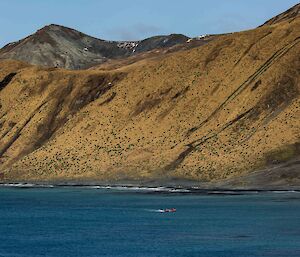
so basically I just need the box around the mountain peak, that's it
[38,24,78,32]
[35,23,85,38]
[0,24,189,69]
[40,23,61,29]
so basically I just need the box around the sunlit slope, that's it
[0,16,299,183]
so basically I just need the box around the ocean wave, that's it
[1,183,299,194]
[0,183,189,192]
[270,190,300,194]
[0,183,55,188]
[91,185,190,193]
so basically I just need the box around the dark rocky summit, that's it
[0,24,188,70]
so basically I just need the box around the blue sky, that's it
[0,0,299,47]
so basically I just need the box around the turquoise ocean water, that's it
[0,186,300,257]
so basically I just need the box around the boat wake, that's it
[146,208,177,213]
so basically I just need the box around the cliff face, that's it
[0,8,299,185]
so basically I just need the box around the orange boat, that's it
[161,208,176,213]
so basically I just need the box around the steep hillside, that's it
[262,3,300,26]
[0,24,188,69]
[0,8,299,187]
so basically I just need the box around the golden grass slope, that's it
[0,16,299,183]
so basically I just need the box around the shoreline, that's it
[1,157,299,192]
[1,157,299,191]
[1,181,300,194]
